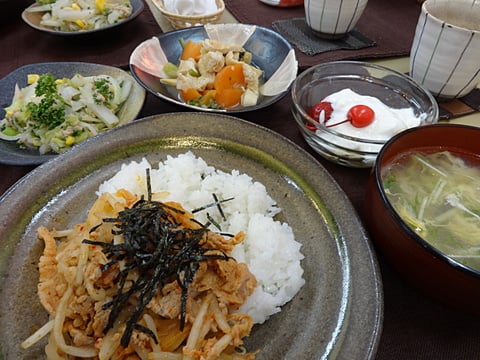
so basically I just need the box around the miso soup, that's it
[382,150,480,271]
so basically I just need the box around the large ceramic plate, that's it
[21,0,144,36]
[129,24,297,113]
[0,113,383,359]
[0,62,146,166]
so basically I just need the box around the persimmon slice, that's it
[213,64,246,108]
[214,64,246,91]
[180,41,202,61]
[180,88,202,102]
[215,88,244,108]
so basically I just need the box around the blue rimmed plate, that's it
[129,24,298,113]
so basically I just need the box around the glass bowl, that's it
[291,61,439,168]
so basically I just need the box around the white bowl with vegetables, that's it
[0,62,146,165]
[129,23,298,112]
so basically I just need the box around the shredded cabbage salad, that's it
[0,72,134,154]
[27,0,133,32]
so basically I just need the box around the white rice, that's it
[97,151,305,324]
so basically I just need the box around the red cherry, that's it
[347,105,375,128]
[306,101,333,130]
[309,101,333,122]
[326,104,375,128]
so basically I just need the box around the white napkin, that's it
[163,0,218,15]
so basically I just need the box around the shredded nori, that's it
[191,194,234,217]
[82,171,235,347]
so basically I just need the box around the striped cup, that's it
[304,0,368,39]
[409,0,480,99]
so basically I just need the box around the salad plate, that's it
[21,0,144,36]
[0,112,383,359]
[0,62,146,166]
[129,24,298,113]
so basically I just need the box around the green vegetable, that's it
[382,172,397,193]
[36,0,56,5]
[163,62,178,78]
[34,73,57,97]
[179,37,186,49]
[188,69,200,77]
[93,78,114,105]
[19,73,68,130]
[187,95,219,109]
[26,94,66,130]
[1,126,18,136]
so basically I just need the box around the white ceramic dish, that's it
[304,0,368,38]
[0,112,382,359]
[409,0,480,99]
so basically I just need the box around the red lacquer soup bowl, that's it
[365,124,480,313]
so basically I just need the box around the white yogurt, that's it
[319,88,423,141]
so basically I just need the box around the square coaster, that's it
[272,17,376,56]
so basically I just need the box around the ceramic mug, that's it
[409,0,480,99]
[304,0,368,39]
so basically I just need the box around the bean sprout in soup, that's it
[382,150,480,271]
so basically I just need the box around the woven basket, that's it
[153,0,225,29]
